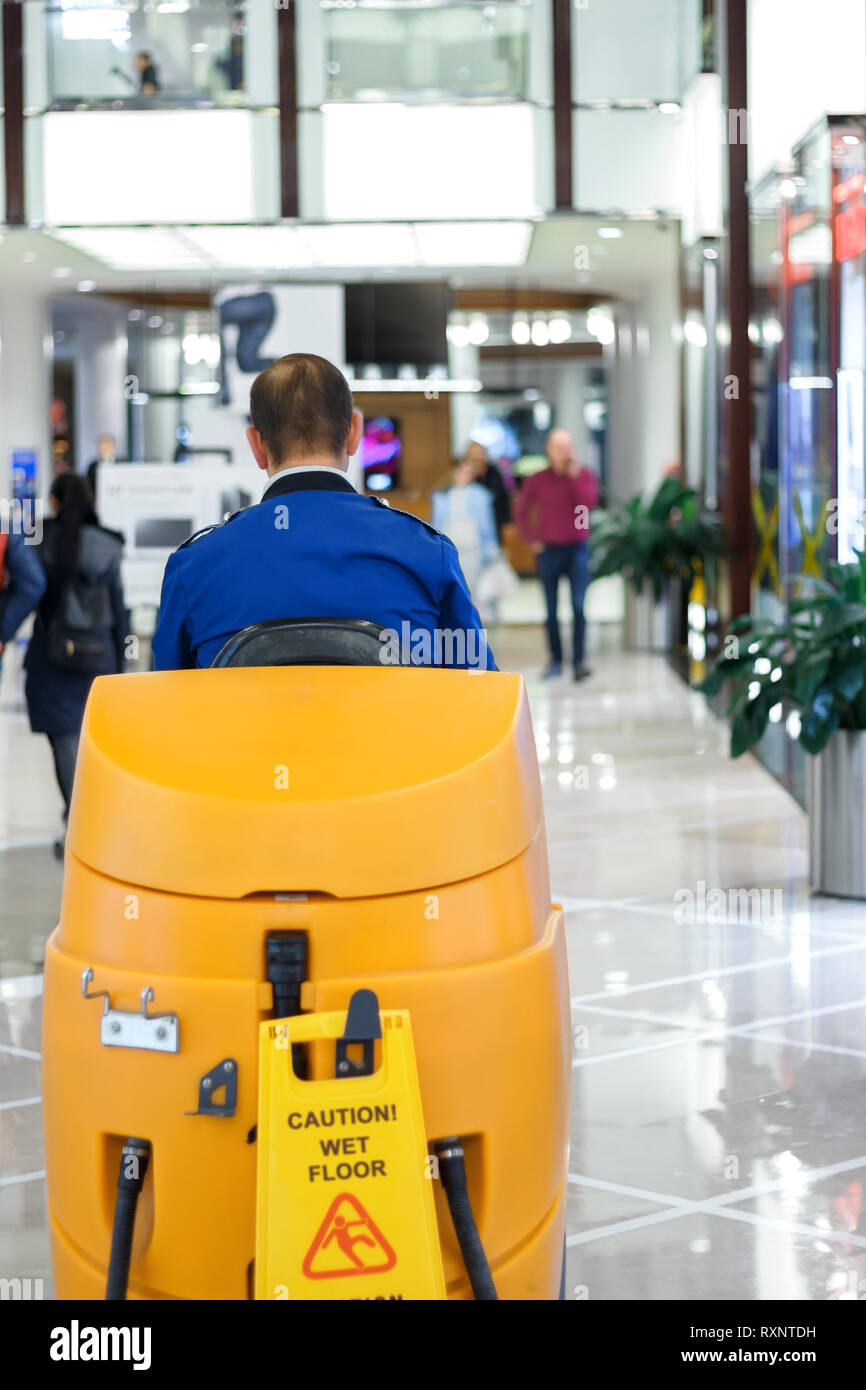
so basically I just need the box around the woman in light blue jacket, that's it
[431,457,500,599]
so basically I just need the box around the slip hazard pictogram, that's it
[302,1192,397,1280]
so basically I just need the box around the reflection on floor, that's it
[2,632,865,1301]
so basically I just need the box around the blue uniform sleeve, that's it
[438,535,497,671]
[0,534,46,645]
[152,553,194,671]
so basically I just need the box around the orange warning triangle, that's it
[302,1192,397,1280]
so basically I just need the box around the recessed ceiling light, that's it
[77,280,96,292]
[21,252,37,263]
[128,309,144,321]
[658,102,680,115]
[842,134,860,146]
[597,227,624,239]
[52,266,73,278]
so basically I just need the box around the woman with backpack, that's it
[25,473,128,857]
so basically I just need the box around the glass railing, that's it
[45,0,253,107]
[319,0,532,104]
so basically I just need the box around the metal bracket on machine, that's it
[81,967,180,1054]
[334,988,382,1078]
[185,1058,238,1118]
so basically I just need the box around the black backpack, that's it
[45,574,114,674]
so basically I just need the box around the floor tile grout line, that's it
[566,1204,692,1248]
[0,1169,45,1189]
[571,998,866,1045]
[570,939,866,1003]
[572,1030,717,1067]
[565,1153,866,1249]
[0,1043,41,1060]
[571,1002,700,1031]
[727,1029,866,1060]
[731,997,866,1034]
[568,898,864,941]
[710,1204,866,1250]
[567,1172,702,1209]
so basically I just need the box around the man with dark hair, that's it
[152,353,494,670]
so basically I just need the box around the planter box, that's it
[624,581,669,651]
[808,728,866,898]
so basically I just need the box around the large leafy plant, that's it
[698,553,866,756]
[592,476,723,601]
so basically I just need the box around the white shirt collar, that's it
[263,464,356,498]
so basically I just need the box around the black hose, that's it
[433,1137,498,1301]
[105,1137,151,1301]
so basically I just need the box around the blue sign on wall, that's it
[11,450,37,503]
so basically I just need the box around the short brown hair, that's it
[249,353,354,463]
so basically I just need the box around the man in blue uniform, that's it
[152,353,495,671]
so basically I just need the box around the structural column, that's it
[0,293,52,502]
[719,0,754,617]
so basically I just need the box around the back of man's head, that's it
[250,354,354,466]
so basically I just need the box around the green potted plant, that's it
[697,552,866,897]
[591,476,723,650]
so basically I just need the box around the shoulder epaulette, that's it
[370,496,442,537]
[175,508,246,552]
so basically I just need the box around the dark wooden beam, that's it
[2,0,25,225]
[480,341,603,362]
[277,0,299,220]
[720,0,753,618]
[552,0,573,210]
[454,287,615,312]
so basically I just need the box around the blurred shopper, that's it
[0,531,46,667]
[465,440,511,538]
[52,441,71,477]
[432,457,500,612]
[85,433,118,506]
[136,51,160,95]
[515,428,598,681]
[153,353,494,671]
[25,475,128,856]
[217,16,245,91]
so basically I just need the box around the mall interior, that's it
[0,0,865,1310]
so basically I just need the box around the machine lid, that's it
[68,667,543,899]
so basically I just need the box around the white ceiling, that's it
[0,213,679,301]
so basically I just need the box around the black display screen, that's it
[345,283,451,368]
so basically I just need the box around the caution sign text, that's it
[255,1005,446,1301]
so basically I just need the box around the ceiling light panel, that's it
[182,225,314,269]
[298,223,420,268]
[414,221,532,266]
[52,227,206,270]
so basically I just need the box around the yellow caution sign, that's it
[255,991,446,1301]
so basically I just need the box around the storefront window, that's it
[320,0,532,104]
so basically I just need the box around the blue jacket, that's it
[0,532,46,651]
[152,469,496,671]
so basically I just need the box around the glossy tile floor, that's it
[2,628,865,1300]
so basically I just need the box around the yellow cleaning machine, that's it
[42,620,572,1300]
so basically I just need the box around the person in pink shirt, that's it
[515,428,599,680]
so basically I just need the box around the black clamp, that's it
[185,1058,238,1117]
[335,989,382,1079]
